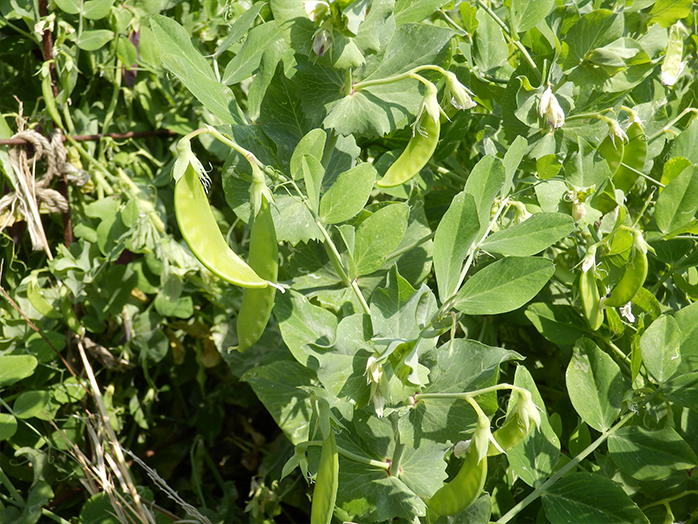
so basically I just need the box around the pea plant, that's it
[2,0,698,522]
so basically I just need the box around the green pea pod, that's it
[27,279,62,319]
[597,134,623,175]
[602,249,648,308]
[613,122,646,193]
[236,194,278,352]
[59,286,85,337]
[579,270,603,331]
[174,165,269,289]
[377,114,440,188]
[426,439,487,516]
[487,412,528,457]
[310,429,339,524]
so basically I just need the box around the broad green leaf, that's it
[371,270,436,341]
[481,213,575,257]
[502,135,528,196]
[673,301,698,375]
[352,203,409,276]
[301,154,325,214]
[655,165,698,234]
[566,338,625,433]
[260,69,312,168]
[614,122,647,193]
[506,365,561,487]
[54,0,80,14]
[464,155,506,238]
[647,0,692,28]
[542,472,649,524]
[0,355,38,387]
[660,157,692,188]
[76,30,114,51]
[290,128,327,179]
[670,118,698,166]
[364,23,454,80]
[151,16,244,125]
[509,0,554,33]
[433,192,480,301]
[525,303,589,346]
[320,163,376,224]
[394,0,447,25]
[411,339,522,444]
[13,390,57,420]
[663,371,698,408]
[214,3,265,57]
[80,493,122,524]
[354,0,394,54]
[343,0,370,35]
[608,426,697,481]
[640,315,681,384]
[454,257,555,316]
[562,10,624,72]
[473,8,508,72]
[82,0,114,20]
[274,290,338,367]
[222,23,282,85]
[565,137,612,190]
[242,360,316,445]
[0,413,18,441]
[247,39,292,121]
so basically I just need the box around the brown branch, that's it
[0,129,178,146]
[38,0,58,98]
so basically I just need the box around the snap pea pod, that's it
[174,165,269,288]
[427,437,487,516]
[377,113,440,188]
[310,429,339,524]
[602,233,648,308]
[236,193,278,352]
[580,269,603,331]
[487,411,528,457]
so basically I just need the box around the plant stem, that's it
[299,441,391,470]
[648,108,698,141]
[474,0,540,81]
[0,467,23,505]
[415,383,520,403]
[353,65,445,91]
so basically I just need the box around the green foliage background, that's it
[1,0,698,522]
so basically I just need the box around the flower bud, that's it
[539,86,565,130]
[313,30,331,57]
[366,356,389,418]
[444,71,476,110]
[572,200,586,222]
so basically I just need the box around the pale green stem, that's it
[41,509,74,524]
[353,65,446,91]
[299,441,391,470]
[64,136,114,196]
[648,108,698,141]
[631,188,656,229]
[642,490,698,510]
[474,0,540,80]
[438,10,468,36]
[98,54,123,162]
[415,383,523,403]
[0,467,23,504]
[619,162,665,188]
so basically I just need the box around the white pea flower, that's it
[173,138,209,189]
[510,389,541,433]
[539,85,565,130]
[444,71,477,110]
[608,120,629,147]
[304,1,330,22]
[366,356,389,418]
[620,302,635,323]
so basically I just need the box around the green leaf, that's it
[301,154,325,214]
[411,339,522,444]
[565,137,612,190]
[433,192,480,301]
[673,301,698,375]
[394,0,447,25]
[464,155,506,240]
[274,290,338,367]
[502,135,528,196]
[222,23,283,85]
[454,257,555,316]
[473,8,509,72]
[291,128,327,179]
[647,0,692,28]
[608,426,697,481]
[53,0,80,14]
[542,472,649,524]
[242,360,316,445]
[506,365,561,487]
[640,315,682,384]
[352,203,410,276]
[481,213,575,257]
[525,303,589,346]
[0,413,18,441]
[508,0,554,33]
[320,163,376,224]
[354,0,395,54]
[13,390,57,420]
[562,10,624,72]
[76,29,114,51]
[655,165,698,234]
[82,0,114,20]
[566,338,625,433]
[150,16,244,125]
[0,355,38,387]
[214,3,265,57]
[670,118,698,166]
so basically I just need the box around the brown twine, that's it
[0,127,84,259]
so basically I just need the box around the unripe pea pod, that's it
[579,269,603,331]
[377,112,440,188]
[236,191,278,352]
[59,286,85,337]
[310,429,339,524]
[486,411,529,457]
[174,165,269,289]
[426,437,487,516]
[602,231,648,308]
